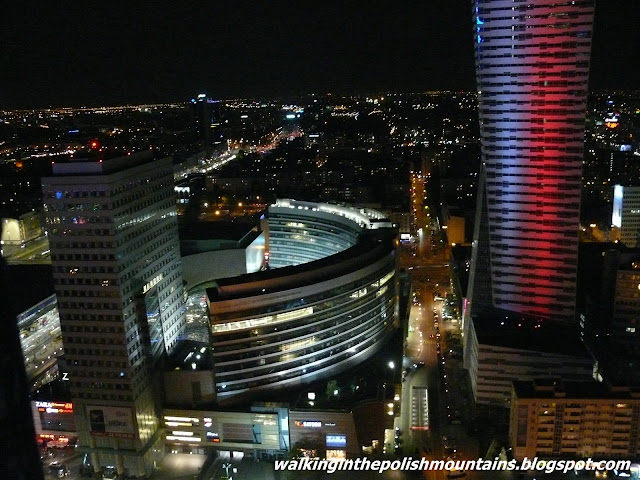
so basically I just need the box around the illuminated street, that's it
[4,235,51,264]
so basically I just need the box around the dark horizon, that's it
[1,1,639,109]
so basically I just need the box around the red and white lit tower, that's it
[467,0,595,321]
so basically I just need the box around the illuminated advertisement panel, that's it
[326,434,347,448]
[88,406,135,439]
[36,401,73,414]
[294,420,321,428]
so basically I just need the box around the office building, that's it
[612,185,640,248]
[467,0,595,321]
[190,93,222,150]
[267,199,391,268]
[465,315,593,407]
[580,247,640,386]
[199,200,397,405]
[41,151,185,477]
[510,379,640,460]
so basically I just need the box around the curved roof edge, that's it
[272,198,391,229]
[207,229,396,302]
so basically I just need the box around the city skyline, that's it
[2,1,640,478]
[1,1,639,109]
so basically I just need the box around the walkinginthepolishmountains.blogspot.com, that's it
[274,456,632,475]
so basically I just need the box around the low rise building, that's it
[510,379,640,460]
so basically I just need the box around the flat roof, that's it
[472,312,589,358]
[178,221,256,242]
[49,150,164,176]
[513,379,640,400]
[207,229,396,302]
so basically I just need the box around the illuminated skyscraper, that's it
[612,184,640,248]
[467,0,595,321]
[41,151,185,477]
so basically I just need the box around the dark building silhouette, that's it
[579,245,640,386]
[0,238,45,479]
[190,93,222,150]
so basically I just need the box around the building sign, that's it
[36,401,73,414]
[294,420,321,428]
[88,406,135,439]
[326,435,347,448]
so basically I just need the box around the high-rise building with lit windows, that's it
[467,0,595,321]
[612,184,640,248]
[41,151,185,477]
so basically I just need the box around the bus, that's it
[411,386,429,430]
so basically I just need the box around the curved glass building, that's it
[206,200,397,404]
[268,199,390,268]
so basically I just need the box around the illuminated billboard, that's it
[36,401,73,414]
[326,434,347,448]
[88,406,135,439]
[294,420,321,428]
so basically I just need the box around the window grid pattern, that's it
[472,0,595,318]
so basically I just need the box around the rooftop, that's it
[513,379,640,400]
[49,150,165,176]
[178,221,256,243]
[207,229,396,302]
[472,311,589,358]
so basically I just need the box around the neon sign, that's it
[295,421,322,428]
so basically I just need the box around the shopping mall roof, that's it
[207,229,396,302]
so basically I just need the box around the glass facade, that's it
[208,201,397,403]
[268,215,361,268]
[468,0,595,320]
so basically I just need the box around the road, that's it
[5,235,51,264]
[41,447,84,479]
[399,229,534,480]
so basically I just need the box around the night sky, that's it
[1,1,639,108]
